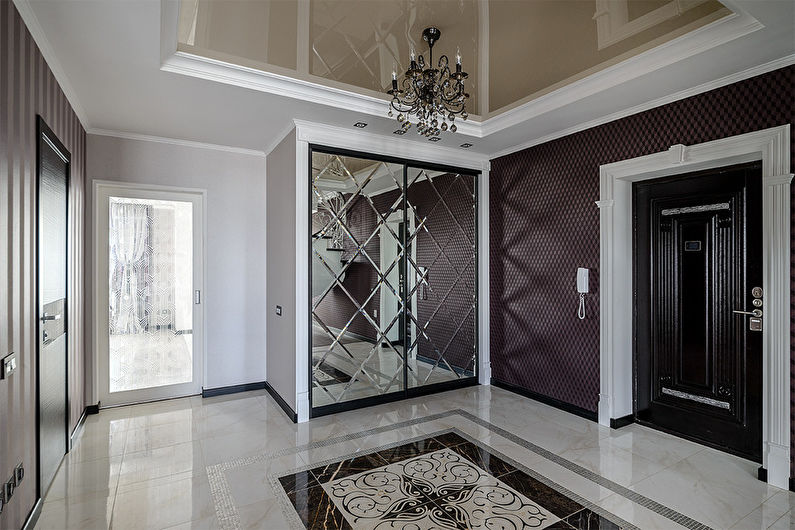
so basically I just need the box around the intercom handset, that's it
[577,268,589,320]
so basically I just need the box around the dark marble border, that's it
[278,430,634,530]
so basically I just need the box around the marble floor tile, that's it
[44,456,122,503]
[36,494,115,530]
[45,386,790,530]
[729,490,795,529]
[118,441,205,486]
[631,447,779,528]
[111,473,214,530]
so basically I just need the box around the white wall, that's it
[86,134,267,394]
[265,130,297,410]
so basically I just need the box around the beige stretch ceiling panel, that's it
[309,0,479,113]
[177,0,730,119]
[488,0,728,113]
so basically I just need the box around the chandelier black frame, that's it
[387,27,469,138]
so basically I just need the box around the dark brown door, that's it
[37,117,70,494]
[634,162,762,462]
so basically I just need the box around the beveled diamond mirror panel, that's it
[311,149,478,414]
[311,152,407,408]
[406,168,477,388]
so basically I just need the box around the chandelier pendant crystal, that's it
[387,27,469,138]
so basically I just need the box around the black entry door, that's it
[37,117,69,494]
[634,162,762,461]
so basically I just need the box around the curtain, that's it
[109,202,151,334]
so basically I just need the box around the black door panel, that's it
[37,117,69,495]
[634,162,762,461]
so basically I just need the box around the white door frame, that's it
[92,180,207,407]
[597,125,792,489]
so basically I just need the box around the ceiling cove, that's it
[161,0,760,140]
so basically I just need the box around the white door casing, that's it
[597,125,792,488]
[93,180,206,407]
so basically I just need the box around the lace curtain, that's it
[109,202,151,334]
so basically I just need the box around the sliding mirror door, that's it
[406,167,477,388]
[311,152,406,409]
[310,148,478,416]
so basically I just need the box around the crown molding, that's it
[490,53,795,160]
[264,121,298,158]
[12,0,90,127]
[87,128,266,158]
[293,119,489,171]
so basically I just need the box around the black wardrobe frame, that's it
[308,144,480,418]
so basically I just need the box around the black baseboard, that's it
[21,498,42,530]
[69,408,88,450]
[491,379,598,422]
[610,414,634,429]
[69,403,101,450]
[265,382,298,423]
[202,381,267,398]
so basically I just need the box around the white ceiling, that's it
[16,0,794,158]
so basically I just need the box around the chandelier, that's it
[387,27,469,138]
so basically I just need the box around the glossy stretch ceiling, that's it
[177,0,729,118]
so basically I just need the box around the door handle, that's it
[40,313,61,321]
[733,309,763,318]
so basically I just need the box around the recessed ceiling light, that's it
[460,143,473,148]
[393,129,406,135]
[353,122,368,128]
[428,137,442,142]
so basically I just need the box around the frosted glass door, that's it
[96,185,203,406]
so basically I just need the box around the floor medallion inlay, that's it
[279,432,630,529]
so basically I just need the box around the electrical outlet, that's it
[3,478,14,503]
[373,309,378,318]
[1,352,17,380]
[13,463,23,486]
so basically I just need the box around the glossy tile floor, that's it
[37,386,795,529]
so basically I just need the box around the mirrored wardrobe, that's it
[310,147,478,416]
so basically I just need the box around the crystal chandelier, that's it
[387,27,469,137]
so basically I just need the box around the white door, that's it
[95,182,204,406]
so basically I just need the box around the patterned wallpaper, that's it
[0,2,87,527]
[489,65,794,462]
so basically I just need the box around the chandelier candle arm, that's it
[386,26,469,138]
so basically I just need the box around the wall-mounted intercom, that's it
[577,268,589,320]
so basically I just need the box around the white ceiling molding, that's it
[88,128,266,158]
[12,0,90,126]
[593,0,711,50]
[479,8,762,135]
[264,121,300,158]
[158,2,760,143]
[294,119,489,172]
[489,53,795,160]
[160,51,485,138]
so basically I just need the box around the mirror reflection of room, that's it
[311,152,476,410]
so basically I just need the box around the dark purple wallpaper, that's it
[489,67,794,430]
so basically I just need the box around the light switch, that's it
[1,353,16,380]
[275,305,282,316]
